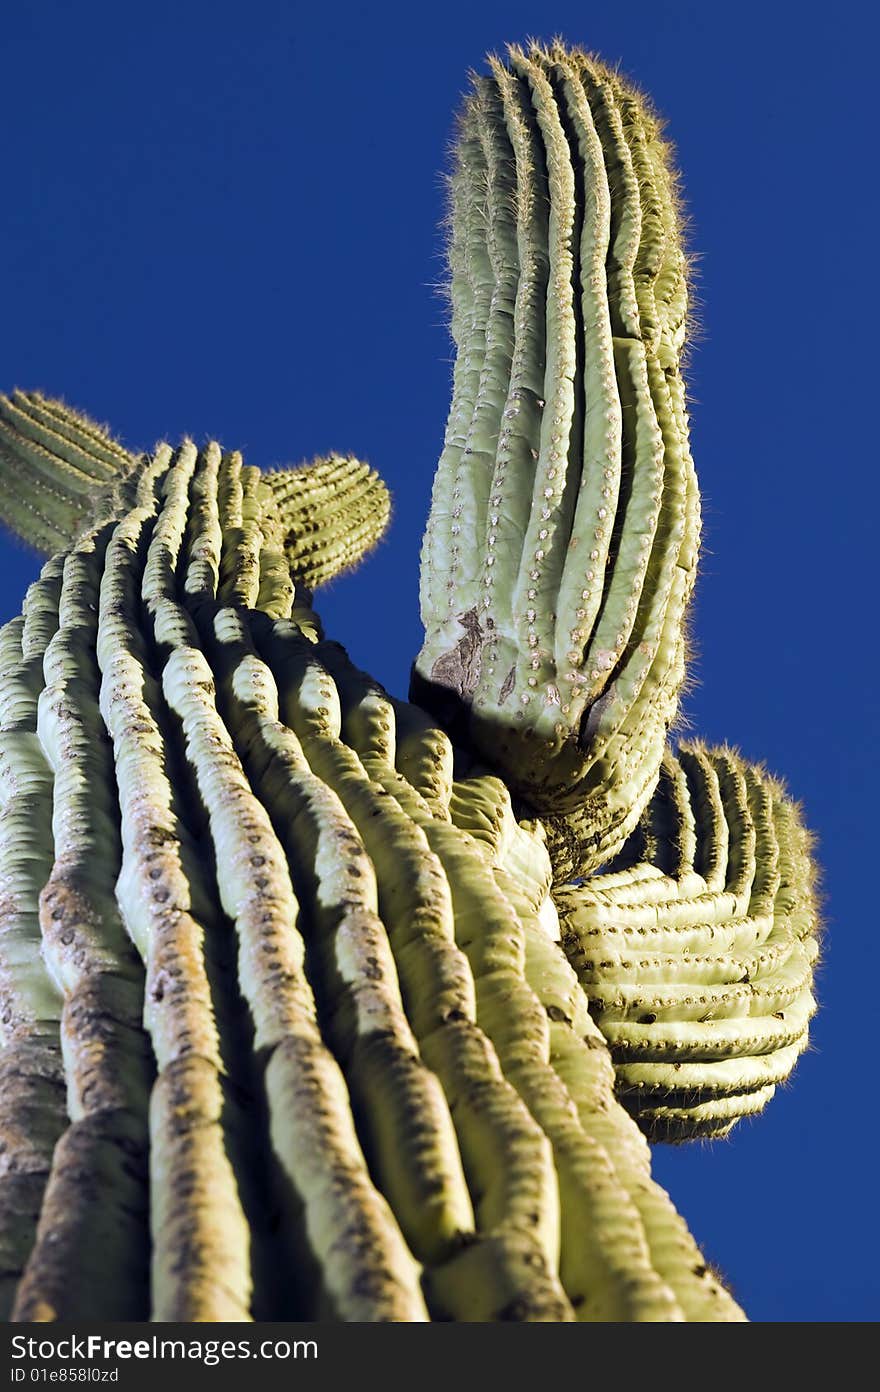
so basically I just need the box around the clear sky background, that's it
[1,1,876,1323]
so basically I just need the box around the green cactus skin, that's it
[555,745,820,1141]
[0,393,137,553]
[0,435,747,1321]
[0,38,820,1324]
[414,43,697,875]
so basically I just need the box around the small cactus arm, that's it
[0,392,390,593]
[0,434,743,1321]
[262,458,391,590]
[0,391,138,551]
[414,42,696,875]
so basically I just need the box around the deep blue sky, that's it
[2,1,876,1323]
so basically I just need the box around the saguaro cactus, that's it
[0,39,819,1323]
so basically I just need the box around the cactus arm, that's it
[0,391,391,593]
[555,743,819,1141]
[415,46,697,884]
[5,392,132,477]
[0,392,135,554]
[263,456,391,591]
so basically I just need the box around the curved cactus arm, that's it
[554,743,821,1141]
[263,456,391,591]
[414,44,698,876]
[0,392,136,553]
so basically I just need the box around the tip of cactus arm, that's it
[262,453,393,591]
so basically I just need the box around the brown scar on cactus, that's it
[429,607,487,696]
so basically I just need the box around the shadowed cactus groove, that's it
[0,38,819,1323]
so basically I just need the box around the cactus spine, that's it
[0,39,819,1322]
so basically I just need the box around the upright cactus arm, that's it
[415,43,698,873]
[0,392,137,553]
[555,743,820,1141]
